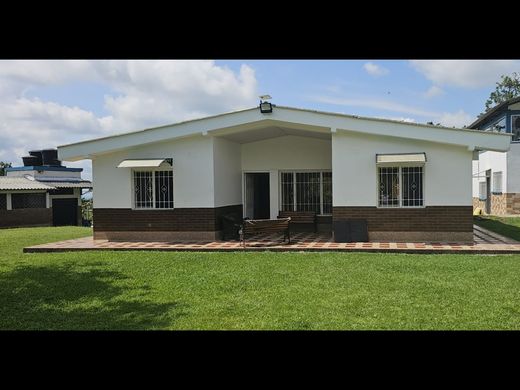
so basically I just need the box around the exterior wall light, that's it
[259,95,273,113]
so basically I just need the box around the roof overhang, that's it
[58,106,512,161]
[117,158,173,168]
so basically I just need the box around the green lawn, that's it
[1,226,520,330]
[474,216,520,242]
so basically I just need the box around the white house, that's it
[470,97,520,215]
[58,104,510,243]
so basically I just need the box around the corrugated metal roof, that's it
[0,177,92,190]
[43,181,92,188]
[0,177,53,190]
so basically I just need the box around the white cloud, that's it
[410,60,520,88]
[423,85,444,98]
[437,109,473,128]
[363,62,389,77]
[0,60,258,179]
[311,95,437,117]
[310,93,473,128]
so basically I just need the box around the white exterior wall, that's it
[92,136,215,209]
[6,170,81,179]
[507,143,520,193]
[213,137,242,207]
[241,135,332,218]
[332,131,473,206]
[473,150,508,196]
[241,135,332,171]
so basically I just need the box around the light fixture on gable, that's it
[259,94,273,113]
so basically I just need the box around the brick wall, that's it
[473,194,520,215]
[473,197,485,212]
[0,208,52,228]
[506,193,520,215]
[93,205,243,233]
[333,206,473,232]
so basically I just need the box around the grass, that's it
[1,226,520,330]
[474,216,520,242]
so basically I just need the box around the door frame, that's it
[485,170,491,215]
[242,171,270,219]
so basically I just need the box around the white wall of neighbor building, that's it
[241,135,332,218]
[213,137,242,207]
[507,143,520,193]
[6,169,82,179]
[332,131,473,206]
[91,136,215,209]
[473,150,508,196]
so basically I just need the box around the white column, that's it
[269,169,278,219]
[46,192,50,208]
[77,188,82,205]
[6,193,12,210]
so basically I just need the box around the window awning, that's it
[376,153,426,164]
[117,158,172,168]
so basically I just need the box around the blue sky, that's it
[1,60,518,180]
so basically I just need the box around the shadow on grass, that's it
[0,263,187,330]
[474,217,520,242]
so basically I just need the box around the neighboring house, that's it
[0,149,92,228]
[470,97,520,215]
[58,104,510,243]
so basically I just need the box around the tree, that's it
[0,162,12,176]
[484,72,520,112]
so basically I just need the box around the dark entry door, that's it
[245,173,270,219]
[52,198,78,226]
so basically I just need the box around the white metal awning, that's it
[117,159,172,168]
[376,153,426,164]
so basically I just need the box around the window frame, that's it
[278,170,332,215]
[492,171,503,195]
[479,181,487,201]
[131,168,174,210]
[511,114,520,142]
[376,164,426,209]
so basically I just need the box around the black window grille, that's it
[11,193,46,209]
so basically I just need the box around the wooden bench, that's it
[239,217,291,247]
[278,211,317,232]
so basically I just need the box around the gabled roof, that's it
[58,105,512,161]
[468,97,520,129]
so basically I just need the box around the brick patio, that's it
[23,225,520,254]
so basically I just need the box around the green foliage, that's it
[1,227,520,329]
[484,72,520,112]
[0,162,12,176]
[81,198,93,222]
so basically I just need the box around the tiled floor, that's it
[24,225,520,254]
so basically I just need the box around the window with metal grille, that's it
[133,170,173,209]
[0,194,6,210]
[11,193,46,209]
[322,172,332,214]
[280,171,332,214]
[378,166,423,207]
[492,171,503,194]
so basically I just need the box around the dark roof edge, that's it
[468,97,520,129]
[5,166,83,172]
